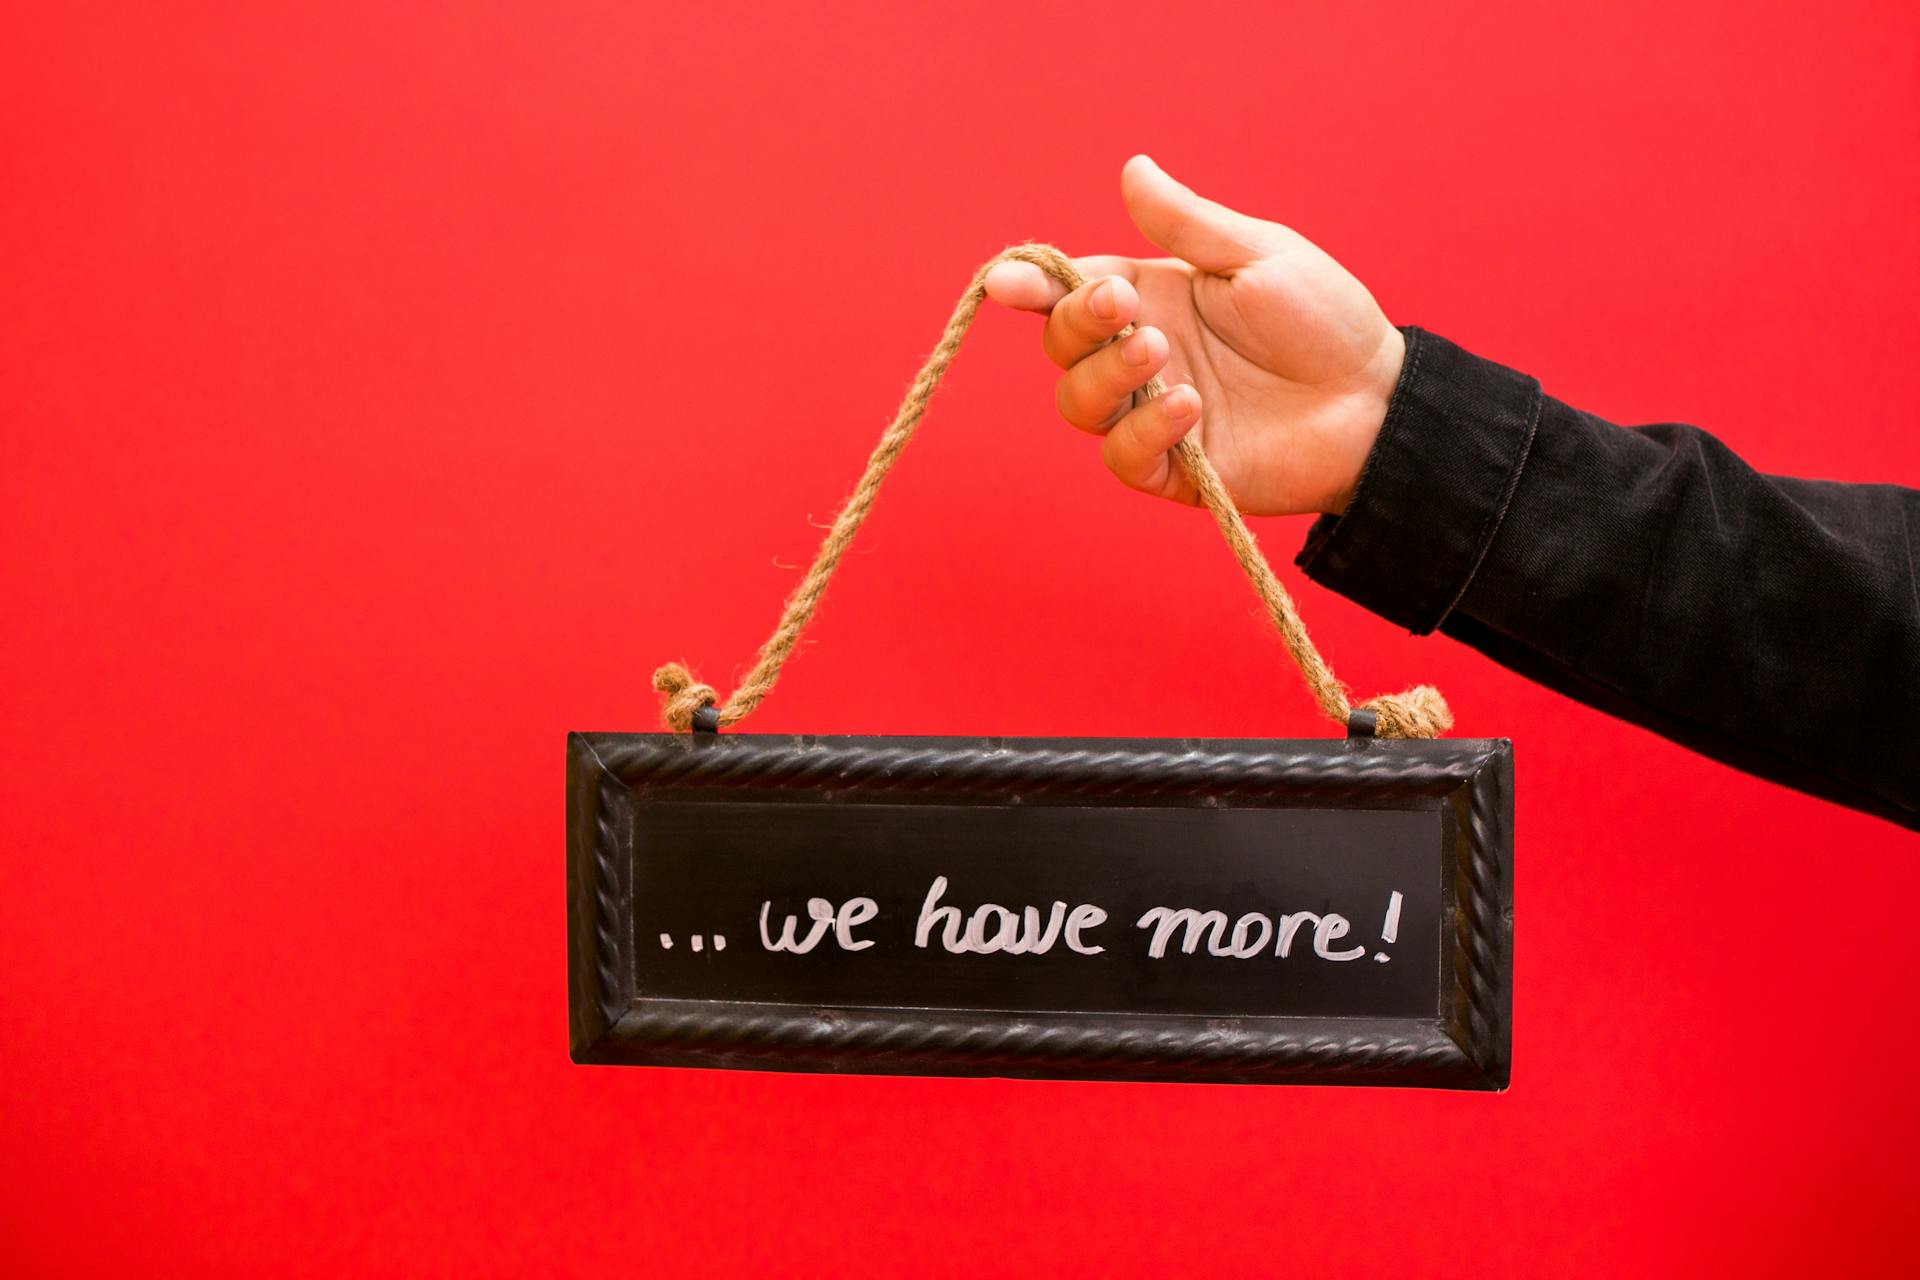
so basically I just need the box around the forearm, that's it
[1296,327,1920,829]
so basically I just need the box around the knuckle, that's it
[1054,374,1089,427]
[1054,371,1102,429]
[1041,310,1078,369]
[1101,431,1141,489]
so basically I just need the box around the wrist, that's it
[1323,323,1406,516]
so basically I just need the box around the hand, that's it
[984,155,1404,517]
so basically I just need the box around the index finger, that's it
[982,255,1137,314]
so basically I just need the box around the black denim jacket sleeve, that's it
[1296,327,1920,831]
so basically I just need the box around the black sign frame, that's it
[567,733,1513,1090]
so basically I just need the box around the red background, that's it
[4,3,1918,1275]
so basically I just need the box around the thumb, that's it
[1120,154,1287,273]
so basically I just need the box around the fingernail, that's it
[1122,330,1152,367]
[1089,278,1117,320]
[1165,385,1197,417]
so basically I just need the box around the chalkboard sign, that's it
[567,734,1513,1089]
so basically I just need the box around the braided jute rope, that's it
[653,243,1452,739]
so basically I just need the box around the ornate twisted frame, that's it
[567,733,1513,1090]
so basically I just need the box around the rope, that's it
[652,243,1452,739]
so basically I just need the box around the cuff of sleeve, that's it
[1294,326,1542,635]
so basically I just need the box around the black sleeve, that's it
[1295,326,1920,831]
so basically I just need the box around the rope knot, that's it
[1356,686,1454,740]
[652,662,718,734]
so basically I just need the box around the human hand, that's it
[984,155,1404,517]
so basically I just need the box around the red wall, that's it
[4,3,1917,1275]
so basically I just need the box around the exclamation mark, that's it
[1374,890,1403,963]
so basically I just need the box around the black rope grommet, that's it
[1346,707,1378,739]
[690,704,721,734]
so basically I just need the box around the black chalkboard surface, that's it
[568,734,1513,1089]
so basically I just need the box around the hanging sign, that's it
[568,732,1512,1089]
[577,244,1513,1089]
